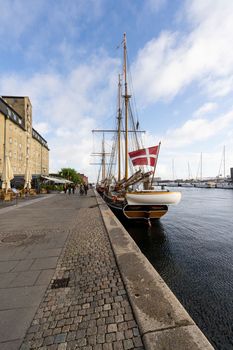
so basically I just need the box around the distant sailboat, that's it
[216,146,233,189]
[180,162,193,187]
[194,152,208,188]
[167,159,179,187]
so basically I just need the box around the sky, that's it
[1,0,233,181]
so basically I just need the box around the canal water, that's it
[124,187,233,350]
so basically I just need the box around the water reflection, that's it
[125,220,166,247]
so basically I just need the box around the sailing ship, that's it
[95,33,181,224]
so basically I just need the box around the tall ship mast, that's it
[94,33,182,225]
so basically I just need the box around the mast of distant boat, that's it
[223,145,226,179]
[172,159,175,181]
[200,152,202,181]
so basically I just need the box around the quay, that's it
[0,191,213,350]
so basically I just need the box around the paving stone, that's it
[107,324,118,333]
[88,335,97,345]
[54,333,67,344]
[124,329,133,339]
[44,336,54,346]
[113,341,124,350]
[9,270,41,287]
[0,260,19,273]
[35,269,55,286]
[58,343,67,350]
[94,344,103,350]
[12,259,34,272]
[133,336,143,347]
[123,339,134,350]
[132,327,140,337]
[97,334,105,344]
[106,332,116,342]
[30,257,58,270]
[103,343,113,350]
[0,272,18,288]
[77,337,87,346]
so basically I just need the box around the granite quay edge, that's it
[95,190,214,350]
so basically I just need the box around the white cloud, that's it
[193,102,218,118]
[163,109,233,149]
[133,0,233,104]
[145,0,167,12]
[150,107,233,179]
[33,122,50,135]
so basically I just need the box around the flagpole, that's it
[150,142,161,189]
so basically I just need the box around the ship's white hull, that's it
[126,190,182,206]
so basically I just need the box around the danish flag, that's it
[129,144,160,167]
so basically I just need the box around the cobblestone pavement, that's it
[20,191,144,350]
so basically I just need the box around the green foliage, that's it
[58,168,82,184]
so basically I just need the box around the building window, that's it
[9,137,12,143]
[9,151,12,157]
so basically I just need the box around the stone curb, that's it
[95,191,214,350]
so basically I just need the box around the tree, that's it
[58,168,82,184]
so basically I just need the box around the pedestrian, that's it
[64,184,67,194]
[84,183,88,195]
[72,184,75,194]
[68,185,71,195]
[79,184,84,196]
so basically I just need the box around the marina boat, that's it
[166,182,179,187]
[95,33,181,224]
[180,182,193,187]
[194,181,216,188]
[216,182,233,189]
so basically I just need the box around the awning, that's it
[41,176,73,184]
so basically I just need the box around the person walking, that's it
[79,184,84,196]
[72,184,75,194]
[84,183,88,196]
[68,185,71,195]
[64,184,67,194]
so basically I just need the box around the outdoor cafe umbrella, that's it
[24,163,32,190]
[1,156,14,192]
